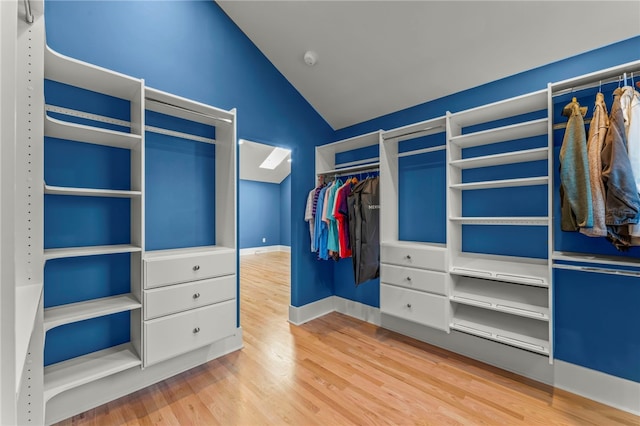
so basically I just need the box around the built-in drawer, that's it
[380,283,449,331]
[144,299,236,366]
[144,248,235,289]
[380,264,447,295]
[144,275,236,320]
[380,243,446,272]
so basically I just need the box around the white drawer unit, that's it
[144,275,236,320]
[380,264,447,295]
[380,243,446,272]
[380,284,449,331]
[144,299,237,366]
[144,247,236,289]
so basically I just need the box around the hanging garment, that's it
[601,87,640,250]
[326,178,342,254]
[348,177,380,285]
[559,98,593,231]
[619,86,640,243]
[305,187,317,251]
[313,185,329,259]
[580,93,609,237]
[334,180,353,258]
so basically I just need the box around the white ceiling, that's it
[239,139,291,183]
[217,1,640,130]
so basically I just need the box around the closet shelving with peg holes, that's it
[446,89,553,356]
[42,46,144,403]
[379,117,450,331]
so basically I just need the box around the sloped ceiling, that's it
[217,1,640,130]
[239,139,291,184]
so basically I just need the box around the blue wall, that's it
[45,0,335,310]
[238,179,281,249]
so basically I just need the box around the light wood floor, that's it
[57,251,639,425]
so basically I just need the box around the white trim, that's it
[240,245,290,256]
[45,329,243,425]
[289,296,380,326]
[333,296,381,326]
[288,297,335,325]
[554,360,640,415]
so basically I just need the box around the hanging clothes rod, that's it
[552,70,640,97]
[146,98,233,124]
[320,162,379,179]
[23,0,34,23]
[553,263,640,278]
[382,125,444,141]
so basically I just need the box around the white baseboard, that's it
[289,296,380,326]
[240,245,290,255]
[45,329,244,425]
[554,360,640,415]
[288,296,335,325]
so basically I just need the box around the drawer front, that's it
[145,250,235,289]
[144,299,236,366]
[381,264,447,295]
[144,275,236,320]
[380,284,449,331]
[380,244,446,272]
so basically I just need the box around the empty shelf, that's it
[552,251,640,268]
[45,46,142,101]
[450,90,547,128]
[450,176,548,191]
[44,294,141,332]
[45,115,141,149]
[44,343,141,402]
[450,118,548,149]
[44,184,141,198]
[451,305,549,355]
[44,245,141,260]
[317,161,380,176]
[450,217,548,226]
[449,147,548,170]
[451,277,549,320]
[450,254,549,287]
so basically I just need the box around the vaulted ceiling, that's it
[217,1,640,130]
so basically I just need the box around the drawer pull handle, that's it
[193,327,201,334]
[405,255,412,260]
[193,265,200,271]
[406,303,412,308]
[193,292,201,299]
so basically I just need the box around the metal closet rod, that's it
[553,70,640,97]
[24,0,33,23]
[553,263,640,278]
[382,125,444,141]
[146,98,233,124]
[323,165,379,180]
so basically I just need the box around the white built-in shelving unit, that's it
[315,131,381,180]
[446,89,552,356]
[41,45,144,403]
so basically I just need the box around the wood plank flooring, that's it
[56,251,639,425]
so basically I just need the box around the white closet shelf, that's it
[145,87,234,127]
[45,115,142,149]
[450,217,548,226]
[44,184,141,198]
[44,294,141,332]
[450,318,549,355]
[382,117,446,142]
[450,176,548,191]
[450,118,548,149]
[43,343,141,402]
[552,251,640,268]
[44,245,142,261]
[15,282,44,393]
[317,162,380,176]
[143,245,235,260]
[450,90,547,128]
[451,280,549,321]
[450,254,549,287]
[449,147,548,170]
[45,46,142,101]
